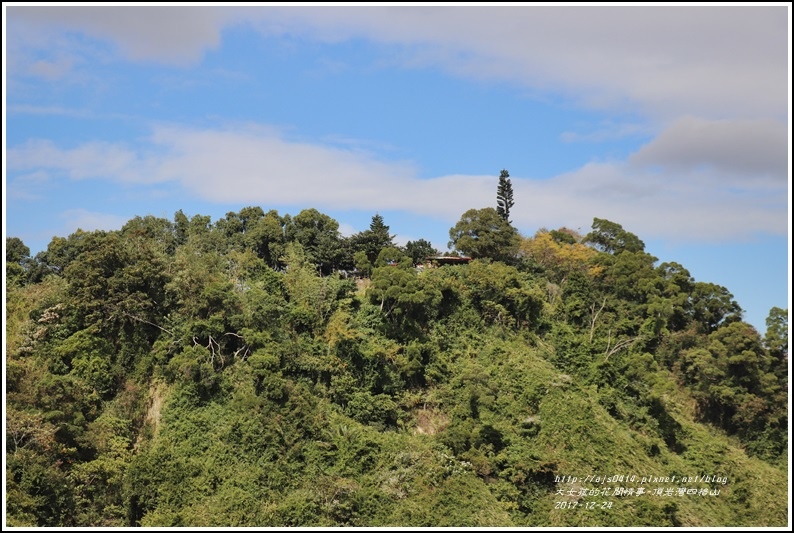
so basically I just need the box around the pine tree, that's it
[496,169,514,223]
[350,213,396,264]
[369,214,394,247]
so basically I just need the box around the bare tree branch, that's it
[589,297,607,343]
[120,311,175,337]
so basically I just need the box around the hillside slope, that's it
[5,211,788,527]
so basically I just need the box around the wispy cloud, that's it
[9,104,97,118]
[244,6,789,120]
[8,6,229,66]
[337,222,358,238]
[8,139,162,184]
[629,117,788,183]
[560,121,653,143]
[511,162,786,243]
[60,208,129,234]
[7,171,51,201]
[7,6,787,120]
[7,121,787,243]
[28,56,76,80]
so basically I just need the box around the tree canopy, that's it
[583,217,645,255]
[448,207,520,262]
[5,206,787,528]
[496,169,514,223]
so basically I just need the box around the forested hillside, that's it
[5,206,788,527]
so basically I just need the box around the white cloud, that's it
[150,125,496,221]
[7,171,51,201]
[629,117,788,182]
[7,122,787,244]
[560,121,652,143]
[509,162,787,243]
[7,139,162,184]
[337,222,358,238]
[243,6,787,120]
[28,56,76,80]
[7,105,138,124]
[8,6,228,66]
[60,208,129,234]
[7,6,787,119]
[9,104,87,117]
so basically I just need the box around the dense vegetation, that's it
[5,204,788,527]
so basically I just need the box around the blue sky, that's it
[3,4,790,334]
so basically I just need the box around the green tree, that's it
[458,259,545,330]
[349,214,396,265]
[181,213,221,253]
[281,242,354,336]
[688,282,742,333]
[61,230,172,372]
[404,239,438,266]
[121,215,177,255]
[764,307,788,385]
[496,169,514,223]
[173,210,190,246]
[368,247,441,332]
[246,209,287,269]
[650,262,695,332]
[448,208,520,262]
[285,209,344,274]
[583,218,645,255]
[7,237,32,285]
[368,214,394,246]
[216,207,288,268]
[764,306,788,358]
[26,230,96,283]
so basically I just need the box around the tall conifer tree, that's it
[496,169,514,223]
